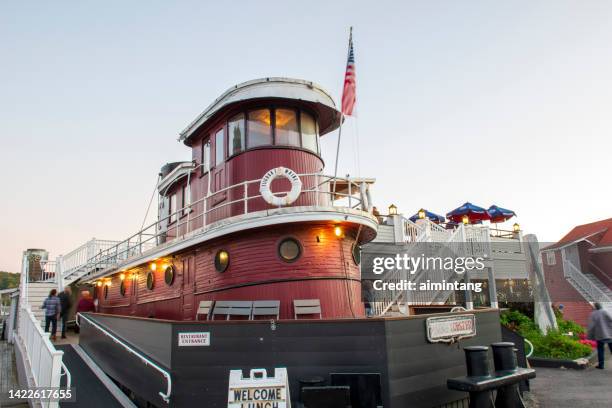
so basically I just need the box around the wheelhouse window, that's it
[228,113,245,155]
[275,109,300,147]
[201,139,210,175]
[247,109,272,148]
[300,111,319,154]
[169,193,177,223]
[215,129,224,165]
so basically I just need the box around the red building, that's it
[90,78,378,320]
[541,218,612,326]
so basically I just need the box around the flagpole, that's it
[332,26,353,197]
[331,114,344,196]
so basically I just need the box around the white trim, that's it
[158,162,196,193]
[83,207,378,282]
[544,228,607,251]
[589,245,612,253]
[179,78,340,142]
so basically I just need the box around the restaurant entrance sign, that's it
[426,314,476,343]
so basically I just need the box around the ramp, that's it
[57,344,134,408]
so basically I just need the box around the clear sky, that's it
[1,1,611,272]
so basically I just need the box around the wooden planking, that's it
[384,310,502,408]
[79,309,502,408]
[97,222,365,319]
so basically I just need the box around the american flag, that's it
[341,28,356,116]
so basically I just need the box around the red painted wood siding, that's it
[97,221,365,320]
[542,249,591,326]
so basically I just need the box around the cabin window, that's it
[215,249,230,272]
[215,129,225,165]
[169,193,177,223]
[146,272,155,290]
[120,280,126,296]
[228,113,246,156]
[247,109,272,148]
[201,139,211,175]
[182,185,190,216]
[164,265,175,286]
[104,285,109,299]
[300,111,319,153]
[546,251,556,266]
[275,109,300,147]
[278,238,301,262]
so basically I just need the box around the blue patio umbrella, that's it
[409,209,445,223]
[446,202,491,224]
[487,205,516,223]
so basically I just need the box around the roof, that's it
[544,217,612,251]
[178,78,342,145]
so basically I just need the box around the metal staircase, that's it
[371,217,492,316]
[563,260,612,310]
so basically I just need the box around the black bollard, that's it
[463,346,494,408]
[491,342,524,408]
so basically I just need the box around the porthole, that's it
[164,265,175,286]
[278,238,301,263]
[146,271,155,290]
[352,243,361,265]
[103,285,109,299]
[120,280,126,296]
[215,250,230,273]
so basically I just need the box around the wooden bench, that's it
[293,299,322,319]
[212,301,253,320]
[252,300,281,320]
[196,300,214,321]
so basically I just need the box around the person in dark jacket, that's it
[41,289,61,340]
[587,302,612,369]
[58,287,72,339]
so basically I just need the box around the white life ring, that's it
[259,167,302,206]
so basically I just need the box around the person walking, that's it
[587,302,612,369]
[75,290,96,333]
[58,286,72,339]
[41,289,61,341]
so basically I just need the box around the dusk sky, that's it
[2,1,611,272]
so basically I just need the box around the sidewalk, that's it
[530,351,612,408]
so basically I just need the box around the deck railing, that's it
[563,260,612,304]
[77,313,172,403]
[76,172,369,279]
[16,256,70,408]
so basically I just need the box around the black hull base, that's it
[78,309,502,408]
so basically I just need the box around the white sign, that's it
[228,368,291,408]
[178,332,210,347]
[426,314,476,343]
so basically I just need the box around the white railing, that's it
[16,306,67,408]
[464,225,492,258]
[62,239,120,275]
[77,313,172,403]
[564,260,612,303]
[80,172,369,280]
[413,224,469,305]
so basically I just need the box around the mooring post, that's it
[463,346,494,408]
[491,342,525,408]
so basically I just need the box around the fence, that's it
[82,172,369,279]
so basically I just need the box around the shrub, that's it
[500,309,591,360]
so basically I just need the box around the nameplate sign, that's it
[426,314,476,343]
[178,332,210,347]
[228,368,291,408]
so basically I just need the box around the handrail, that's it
[77,313,172,403]
[72,172,370,281]
[564,260,612,303]
[60,361,72,389]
